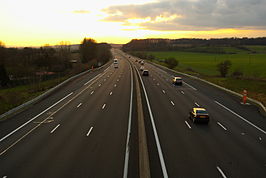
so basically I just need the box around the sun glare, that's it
[0,0,265,47]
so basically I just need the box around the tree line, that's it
[0,38,112,88]
[122,37,266,52]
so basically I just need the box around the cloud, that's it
[72,10,90,14]
[102,0,266,31]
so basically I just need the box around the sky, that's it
[1,0,266,47]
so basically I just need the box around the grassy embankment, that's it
[0,76,69,116]
[144,45,266,106]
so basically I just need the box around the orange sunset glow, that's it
[1,0,266,47]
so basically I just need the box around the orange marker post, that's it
[242,90,247,104]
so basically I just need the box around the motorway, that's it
[0,49,266,178]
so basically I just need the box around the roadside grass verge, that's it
[201,77,266,106]
[0,76,68,115]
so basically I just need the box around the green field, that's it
[146,48,266,78]
[137,46,266,106]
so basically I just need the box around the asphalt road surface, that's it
[0,49,266,178]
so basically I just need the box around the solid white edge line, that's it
[50,124,60,134]
[135,65,169,178]
[77,103,82,108]
[185,121,191,129]
[217,122,227,131]
[215,100,266,134]
[102,104,106,109]
[123,63,133,178]
[183,81,197,90]
[90,91,94,95]
[216,166,227,178]
[104,66,110,72]
[86,127,93,136]
[0,92,73,143]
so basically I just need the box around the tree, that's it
[80,38,97,63]
[96,43,112,66]
[56,41,72,71]
[217,60,232,77]
[0,41,9,86]
[165,57,179,69]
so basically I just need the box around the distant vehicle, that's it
[142,70,149,76]
[113,59,118,64]
[140,66,144,71]
[113,59,118,68]
[189,108,209,124]
[172,77,183,85]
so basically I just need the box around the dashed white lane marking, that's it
[107,75,110,78]
[217,122,227,131]
[114,84,117,87]
[86,127,93,137]
[215,100,266,135]
[50,124,60,134]
[102,104,106,109]
[117,79,119,82]
[104,79,106,81]
[216,166,227,178]
[181,91,185,94]
[153,78,155,81]
[171,101,175,106]
[110,92,113,95]
[90,91,94,95]
[259,137,262,141]
[185,121,191,129]
[195,102,200,107]
[77,103,82,108]
[3,176,7,178]
[183,82,197,90]
[99,83,102,87]
[162,90,166,94]
[157,83,159,86]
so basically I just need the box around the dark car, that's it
[142,70,149,76]
[189,108,209,124]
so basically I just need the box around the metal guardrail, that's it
[149,61,266,117]
[0,61,111,121]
